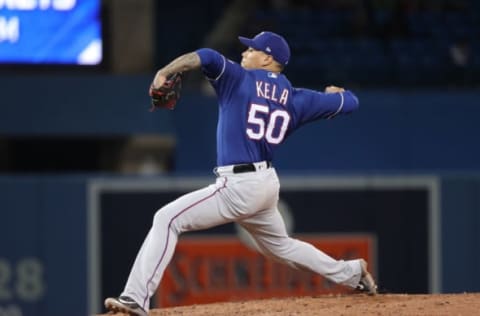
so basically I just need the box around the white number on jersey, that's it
[246,104,290,144]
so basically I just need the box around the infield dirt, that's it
[98,293,480,315]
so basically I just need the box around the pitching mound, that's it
[99,293,479,315]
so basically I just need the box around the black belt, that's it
[232,161,272,174]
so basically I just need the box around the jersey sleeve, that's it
[196,48,227,80]
[196,48,245,100]
[291,88,359,124]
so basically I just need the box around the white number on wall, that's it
[0,259,12,300]
[0,258,45,303]
[15,258,45,302]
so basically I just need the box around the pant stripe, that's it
[142,177,228,308]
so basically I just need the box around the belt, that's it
[233,161,272,173]
[214,161,272,176]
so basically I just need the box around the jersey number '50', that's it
[246,104,290,144]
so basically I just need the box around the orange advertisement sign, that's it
[156,234,375,307]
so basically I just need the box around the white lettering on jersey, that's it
[255,81,265,98]
[255,80,288,105]
[270,84,278,102]
[279,89,289,105]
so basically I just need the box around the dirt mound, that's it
[99,293,479,316]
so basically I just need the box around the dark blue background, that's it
[0,75,479,315]
[0,75,478,174]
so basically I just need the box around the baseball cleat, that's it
[356,259,378,295]
[104,296,148,316]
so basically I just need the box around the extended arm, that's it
[152,52,201,88]
[292,86,359,124]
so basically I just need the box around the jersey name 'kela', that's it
[255,81,289,106]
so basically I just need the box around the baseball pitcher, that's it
[105,31,377,316]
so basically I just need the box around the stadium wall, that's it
[1,75,479,315]
[0,75,478,173]
[0,175,479,316]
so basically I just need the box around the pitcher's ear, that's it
[262,54,274,66]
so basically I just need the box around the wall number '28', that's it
[0,258,45,302]
[246,104,290,144]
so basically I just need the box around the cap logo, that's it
[265,46,271,52]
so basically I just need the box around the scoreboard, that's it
[0,0,102,65]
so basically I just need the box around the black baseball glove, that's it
[148,72,183,111]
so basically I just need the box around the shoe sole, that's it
[104,298,147,316]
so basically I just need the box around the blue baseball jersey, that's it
[196,48,359,167]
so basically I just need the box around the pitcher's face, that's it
[241,47,270,69]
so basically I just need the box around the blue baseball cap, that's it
[238,31,291,66]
